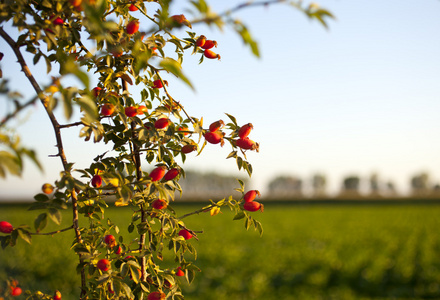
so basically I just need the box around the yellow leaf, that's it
[106,178,119,187]
[210,206,221,216]
[115,198,128,207]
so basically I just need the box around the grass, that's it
[1,202,440,299]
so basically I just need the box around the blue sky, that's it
[1,0,440,199]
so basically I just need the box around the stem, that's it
[191,0,287,26]
[178,205,213,220]
[122,78,148,282]
[0,95,39,126]
[30,225,74,235]
[0,26,87,299]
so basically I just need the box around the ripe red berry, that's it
[125,106,138,117]
[154,118,169,129]
[244,190,261,202]
[42,183,54,194]
[163,168,179,181]
[91,174,102,188]
[97,258,111,271]
[11,287,22,297]
[137,105,148,114]
[126,20,139,35]
[149,166,166,182]
[178,126,189,136]
[195,35,206,47]
[204,131,224,144]
[238,123,253,139]
[147,291,166,300]
[52,17,64,25]
[0,221,14,234]
[176,267,185,276]
[114,245,122,255]
[208,120,224,132]
[243,201,263,212]
[100,103,115,116]
[54,290,62,300]
[204,49,221,60]
[128,4,138,11]
[108,283,115,294]
[236,138,257,150]
[181,144,197,154]
[152,79,163,89]
[104,234,116,247]
[152,199,167,210]
[178,229,193,240]
[201,40,217,50]
[169,14,191,28]
[92,87,102,97]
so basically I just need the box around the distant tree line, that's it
[177,170,248,201]
[173,170,440,200]
[266,172,440,199]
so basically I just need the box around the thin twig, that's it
[0,26,87,299]
[30,225,74,236]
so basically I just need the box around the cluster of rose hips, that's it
[242,190,264,212]
[0,277,61,299]
[195,35,221,60]
[95,229,190,299]
[6,279,22,297]
[204,120,259,152]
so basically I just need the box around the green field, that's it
[1,202,440,300]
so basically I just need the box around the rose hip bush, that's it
[0,0,332,299]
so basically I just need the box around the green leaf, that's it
[34,213,48,232]
[34,193,49,202]
[77,95,98,121]
[159,58,194,90]
[233,211,245,220]
[48,208,62,225]
[17,228,32,244]
[0,151,21,178]
[234,21,260,57]
[225,113,237,126]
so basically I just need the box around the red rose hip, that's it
[244,190,261,202]
[126,20,139,35]
[236,138,257,150]
[97,258,111,271]
[54,290,62,300]
[163,168,179,181]
[104,234,116,247]
[0,221,14,233]
[154,118,169,129]
[149,166,166,181]
[181,144,197,154]
[125,106,138,117]
[100,103,115,116]
[204,131,224,144]
[11,287,22,296]
[201,40,217,50]
[152,199,167,210]
[204,49,220,60]
[147,291,166,300]
[243,201,263,212]
[178,229,192,240]
[91,174,102,188]
[176,267,185,276]
[208,120,224,132]
[238,123,253,139]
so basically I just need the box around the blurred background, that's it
[1,0,440,201]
